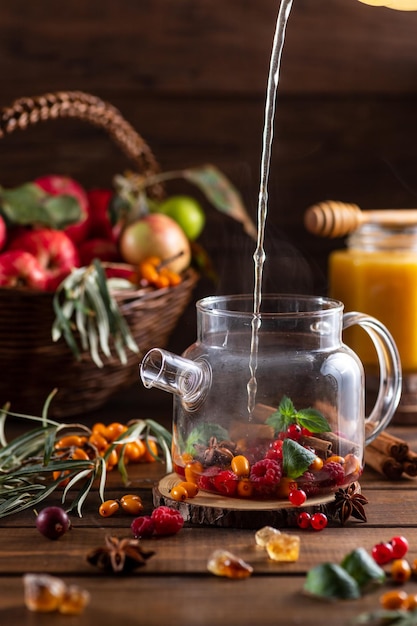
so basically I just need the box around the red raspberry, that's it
[213,470,238,496]
[198,466,220,491]
[249,458,282,496]
[298,470,320,497]
[131,515,155,538]
[318,461,345,488]
[151,506,184,536]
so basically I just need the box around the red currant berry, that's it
[286,423,302,441]
[371,541,394,565]
[310,512,328,531]
[301,427,313,437]
[390,536,409,560]
[297,512,311,529]
[288,489,307,507]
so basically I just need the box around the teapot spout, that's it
[139,348,211,411]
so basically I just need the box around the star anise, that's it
[87,535,155,574]
[198,436,236,466]
[333,484,369,525]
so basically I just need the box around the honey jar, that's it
[329,221,417,422]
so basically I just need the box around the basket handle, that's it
[0,90,163,196]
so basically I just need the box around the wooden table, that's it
[1,390,417,626]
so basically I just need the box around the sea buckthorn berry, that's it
[297,512,311,529]
[105,448,119,470]
[71,447,90,461]
[92,422,107,436]
[119,494,144,515]
[179,481,199,498]
[325,455,345,465]
[372,541,394,566]
[276,477,297,499]
[309,456,324,472]
[184,460,203,484]
[390,535,409,559]
[123,440,146,463]
[288,489,307,507]
[237,478,254,498]
[88,432,108,453]
[380,589,409,610]
[55,435,87,449]
[142,439,159,463]
[405,593,417,610]
[231,455,250,477]
[310,512,328,531]
[105,422,127,442]
[391,558,412,584]
[170,484,189,502]
[99,499,120,517]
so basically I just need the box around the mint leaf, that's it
[304,563,360,600]
[266,395,297,432]
[341,548,386,592]
[282,438,316,479]
[353,609,417,625]
[184,423,229,456]
[296,408,331,433]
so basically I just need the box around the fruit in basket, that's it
[0,215,6,251]
[156,194,205,241]
[86,188,115,241]
[0,250,48,289]
[119,213,191,273]
[8,228,80,291]
[78,237,120,266]
[35,175,90,244]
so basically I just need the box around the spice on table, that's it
[365,430,417,480]
[87,535,155,574]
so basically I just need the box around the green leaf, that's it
[266,396,297,432]
[282,438,316,479]
[296,408,331,433]
[304,563,361,600]
[182,165,257,240]
[184,423,229,456]
[341,548,386,592]
[353,609,417,625]
[0,183,82,229]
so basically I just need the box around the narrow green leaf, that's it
[183,165,257,240]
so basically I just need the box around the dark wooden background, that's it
[1,0,417,358]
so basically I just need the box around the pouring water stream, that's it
[247,0,294,416]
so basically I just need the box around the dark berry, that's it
[35,506,71,540]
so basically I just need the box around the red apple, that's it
[0,250,47,289]
[78,237,120,266]
[119,213,191,273]
[8,228,80,291]
[86,189,115,241]
[0,215,6,251]
[35,175,90,244]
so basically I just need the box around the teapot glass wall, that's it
[140,294,401,502]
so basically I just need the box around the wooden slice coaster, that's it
[153,473,359,529]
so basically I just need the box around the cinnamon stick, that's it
[300,435,332,459]
[365,445,404,480]
[319,432,360,457]
[402,451,417,477]
[367,430,409,461]
[251,403,277,424]
[229,421,275,442]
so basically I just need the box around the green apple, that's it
[157,195,205,241]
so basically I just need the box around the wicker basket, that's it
[0,91,199,418]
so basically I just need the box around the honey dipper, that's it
[304,200,417,238]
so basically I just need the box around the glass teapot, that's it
[140,295,401,502]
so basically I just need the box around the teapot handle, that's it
[343,312,402,445]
